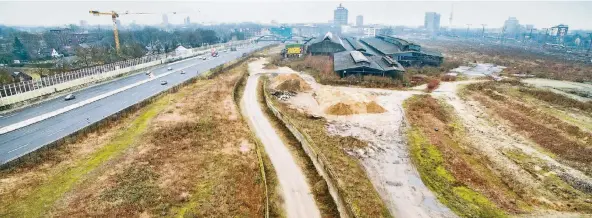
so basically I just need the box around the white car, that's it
[201,56,207,60]
[160,81,168,85]
[180,70,185,74]
[64,94,75,101]
[167,67,173,71]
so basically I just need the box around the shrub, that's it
[427,79,440,91]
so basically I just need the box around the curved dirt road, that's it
[241,60,321,218]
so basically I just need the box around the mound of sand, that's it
[272,74,312,92]
[325,101,386,115]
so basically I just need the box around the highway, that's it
[0,42,273,165]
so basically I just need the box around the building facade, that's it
[503,17,520,35]
[356,15,364,27]
[162,14,169,26]
[333,4,348,26]
[424,12,441,32]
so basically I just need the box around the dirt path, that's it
[285,72,456,217]
[321,88,456,218]
[432,81,592,195]
[241,59,321,218]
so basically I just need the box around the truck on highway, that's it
[230,47,237,51]
[211,48,218,57]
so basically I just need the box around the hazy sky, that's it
[1,1,591,30]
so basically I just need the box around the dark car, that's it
[64,94,75,101]
[160,81,168,85]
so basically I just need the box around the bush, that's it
[427,79,440,91]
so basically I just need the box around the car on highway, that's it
[145,71,151,75]
[160,81,168,85]
[167,67,173,71]
[64,94,75,101]
[180,70,185,74]
[201,56,207,60]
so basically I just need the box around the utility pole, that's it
[500,26,506,44]
[481,24,487,38]
[587,33,592,56]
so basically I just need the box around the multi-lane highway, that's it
[0,42,273,164]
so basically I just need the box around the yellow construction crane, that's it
[89,10,177,53]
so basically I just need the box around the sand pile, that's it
[271,74,312,92]
[314,86,387,116]
[325,101,386,115]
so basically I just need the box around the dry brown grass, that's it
[0,62,269,217]
[465,82,592,176]
[404,95,522,217]
[420,39,592,82]
[426,79,441,92]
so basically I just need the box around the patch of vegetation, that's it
[404,95,515,217]
[504,149,592,213]
[101,166,163,210]
[518,87,592,113]
[1,94,170,217]
[418,39,592,82]
[268,87,391,218]
[465,82,592,176]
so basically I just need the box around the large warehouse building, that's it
[333,50,405,78]
[303,32,347,55]
[360,35,443,66]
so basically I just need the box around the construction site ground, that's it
[262,55,592,217]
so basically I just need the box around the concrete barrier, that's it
[262,79,354,218]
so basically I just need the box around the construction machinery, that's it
[89,10,178,53]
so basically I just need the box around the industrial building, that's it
[360,35,443,66]
[333,50,404,78]
[303,32,347,55]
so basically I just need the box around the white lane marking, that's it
[7,143,30,154]
[0,46,262,135]
[0,58,209,135]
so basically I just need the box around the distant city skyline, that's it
[1,1,591,30]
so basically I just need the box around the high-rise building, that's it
[162,14,169,25]
[184,16,191,25]
[503,17,520,34]
[333,3,348,26]
[356,15,363,27]
[115,19,122,30]
[424,12,441,32]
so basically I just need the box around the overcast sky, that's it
[0,1,591,30]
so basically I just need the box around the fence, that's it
[0,40,251,107]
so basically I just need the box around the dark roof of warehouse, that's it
[344,37,366,52]
[333,50,404,72]
[377,35,417,47]
[305,32,346,47]
[361,37,443,57]
[359,37,402,55]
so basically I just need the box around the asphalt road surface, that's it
[242,62,321,218]
[0,42,272,165]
